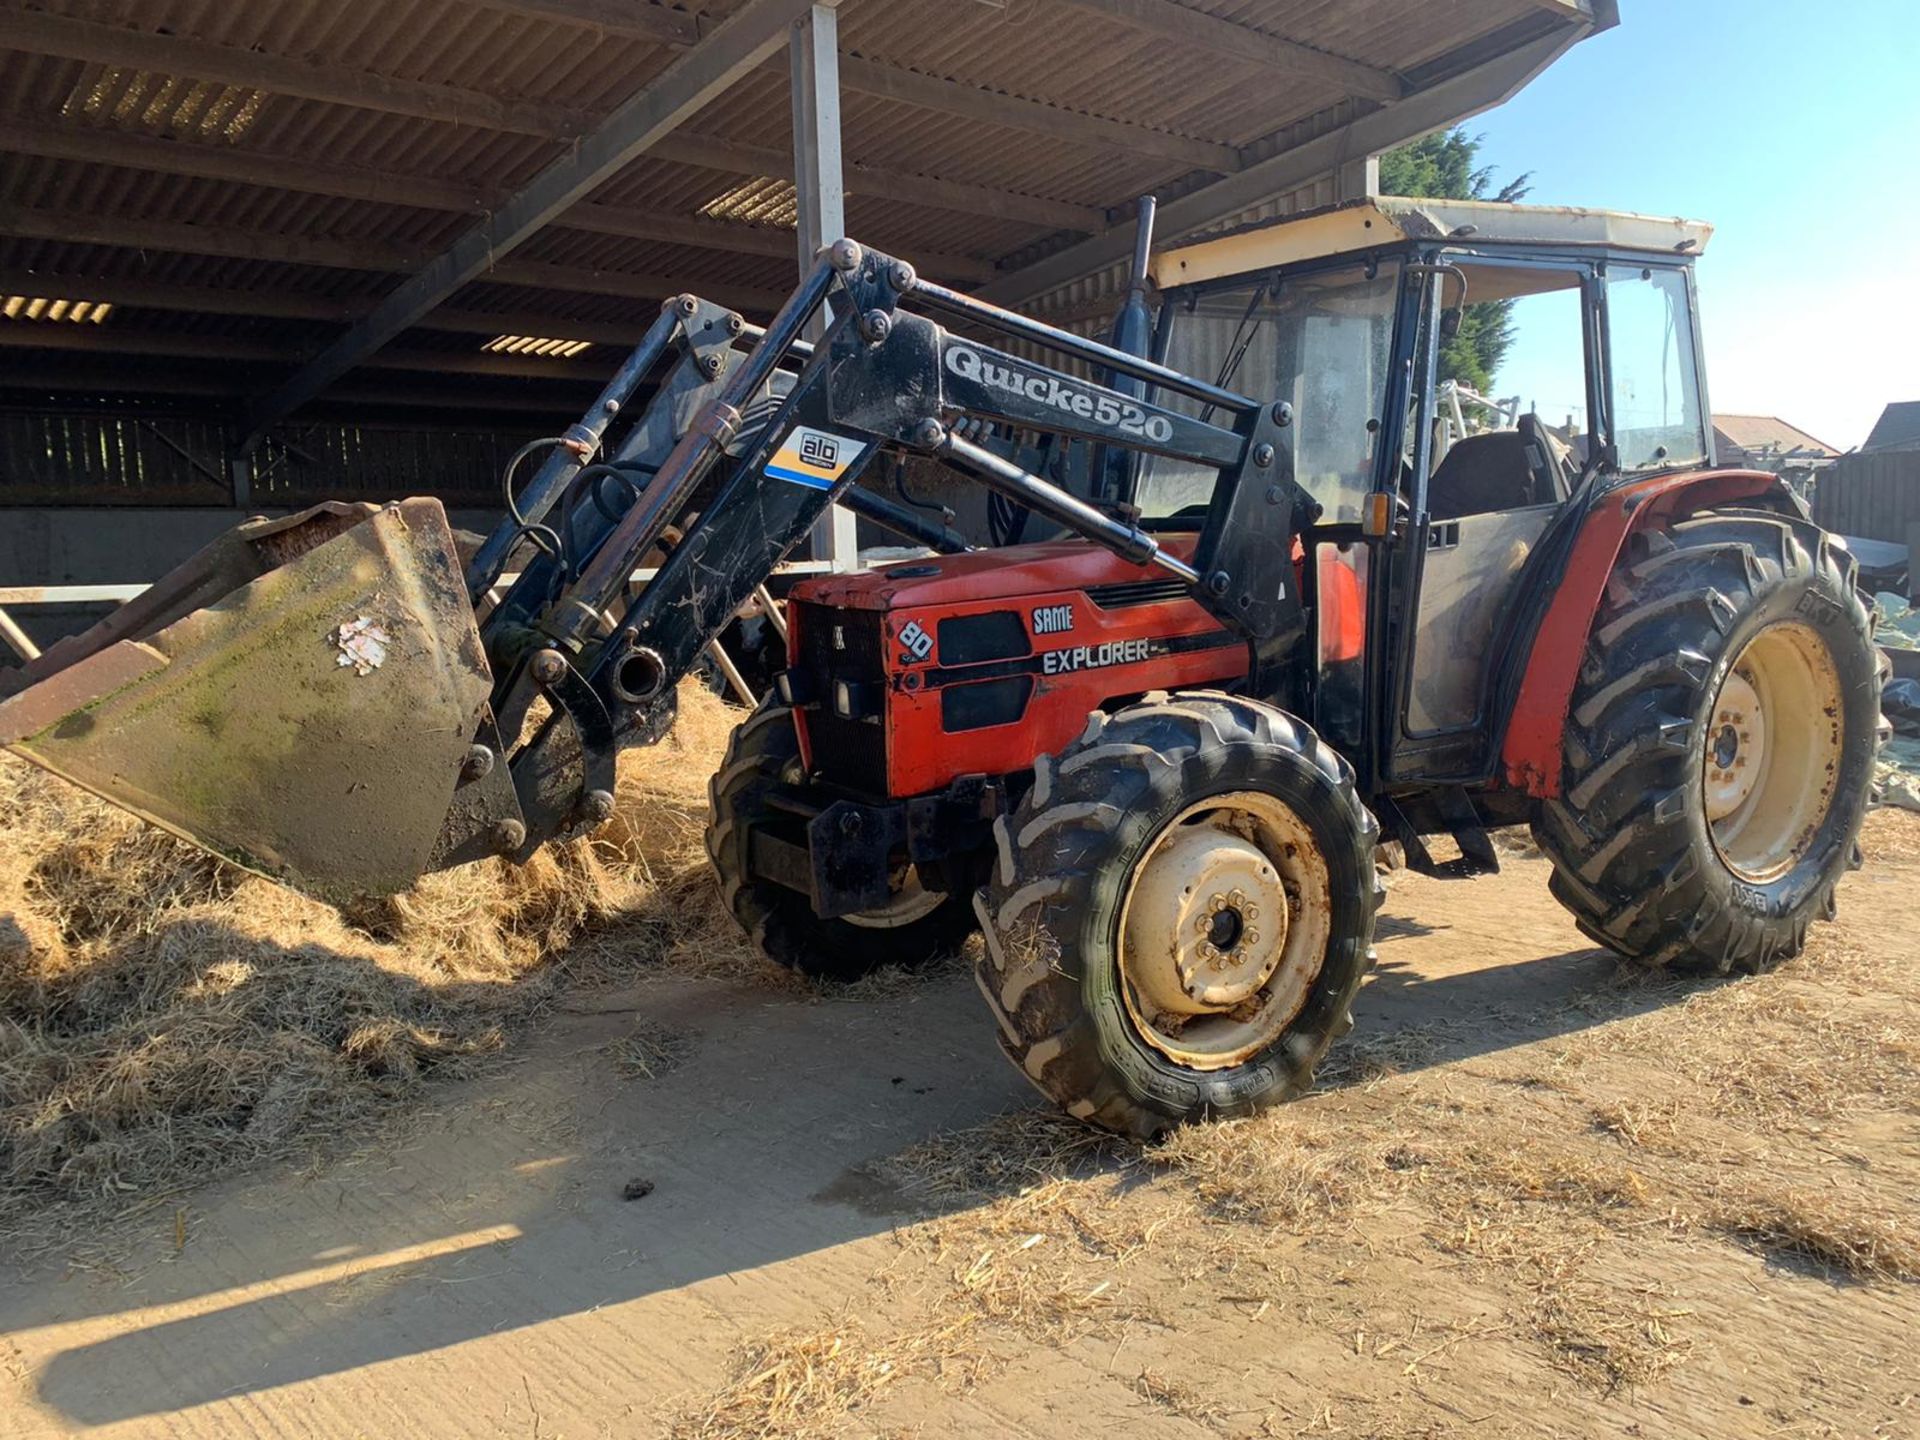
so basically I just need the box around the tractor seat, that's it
[1427,418,1567,520]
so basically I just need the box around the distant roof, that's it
[1863,402,1920,453]
[1154,197,1714,288]
[1713,414,1839,458]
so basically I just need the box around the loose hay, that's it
[868,1105,1132,1207]
[671,1317,908,1440]
[673,823,1920,1433]
[0,681,746,1245]
[1705,1181,1920,1281]
[1861,806,1920,865]
[602,1018,696,1081]
[669,1305,995,1440]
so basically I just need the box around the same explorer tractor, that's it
[0,197,1884,1138]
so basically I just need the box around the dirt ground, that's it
[3,815,1917,1440]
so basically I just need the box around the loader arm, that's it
[469,240,1312,868]
[0,239,1312,901]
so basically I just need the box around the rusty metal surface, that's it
[0,498,494,902]
[425,708,528,873]
[1116,789,1334,1073]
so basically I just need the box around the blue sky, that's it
[1465,0,1920,450]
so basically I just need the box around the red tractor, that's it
[1,199,1884,1139]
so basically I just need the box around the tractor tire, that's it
[706,701,977,981]
[1533,510,1882,976]
[976,692,1381,1139]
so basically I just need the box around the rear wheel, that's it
[1534,510,1882,974]
[706,702,977,980]
[976,692,1380,1139]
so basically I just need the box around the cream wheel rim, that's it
[1117,790,1332,1072]
[843,867,945,928]
[1704,620,1843,884]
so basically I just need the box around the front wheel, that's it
[976,692,1381,1139]
[706,702,977,980]
[1534,510,1882,974]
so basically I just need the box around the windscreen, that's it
[1140,261,1401,525]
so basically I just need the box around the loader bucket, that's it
[0,500,496,903]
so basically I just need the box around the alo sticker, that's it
[766,425,858,491]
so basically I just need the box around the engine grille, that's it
[793,602,890,795]
[1086,577,1192,609]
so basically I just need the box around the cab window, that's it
[1425,262,1590,520]
[1606,265,1707,471]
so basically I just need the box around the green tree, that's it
[1381,129,1530,392]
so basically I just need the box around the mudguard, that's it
[1500,467,1787,798]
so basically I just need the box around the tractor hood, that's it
[794,534,1204,612]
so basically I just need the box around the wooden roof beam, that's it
[0,268,360,323]
[0,324,617,382]
[649,133,1105,232]
[472,1,1280,165]
[0,206,793,313]
[981,17,1600,305]
[0,120,998,282]
[0,10,1107,236]
[0,6,590,137]
[831,54,1240,173]
[243,0,827,440]
[1055,0,1404,103]
[0,119,499,213]
[0,269,682,344]
[2,361,592,413]
[463,0,701,45]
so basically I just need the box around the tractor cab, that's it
[1140,198,1716,798]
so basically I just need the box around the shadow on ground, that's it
[4,869,1714,1428]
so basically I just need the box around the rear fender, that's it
[1499,468,1788,798]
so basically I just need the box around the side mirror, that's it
[1439,306,1463,343]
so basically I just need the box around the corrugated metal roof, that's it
[0,0,1587,412]
[1864,402,1920,455]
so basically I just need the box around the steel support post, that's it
[791,2,859,572]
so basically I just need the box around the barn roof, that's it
[0,0,1613,430]
[1864,402,1920,454]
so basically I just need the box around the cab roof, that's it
[1151,198,1715,290]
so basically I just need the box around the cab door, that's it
[1386,255,1599,781]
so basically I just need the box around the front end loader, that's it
[0,200,1885,1138]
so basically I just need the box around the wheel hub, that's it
[1117,792,1331,1071]
[1704,668,1765,822]
[1702,621,1843,883]
[1125,825,1292,1016]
